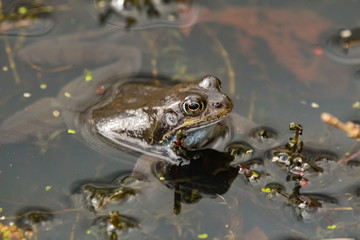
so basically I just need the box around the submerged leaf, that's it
[198,233,208,239]
[67,129,76,134]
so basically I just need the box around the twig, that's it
[3,35,21,84]
[321,112,360,163]
[248,90,255,121]
[321,112,360,138]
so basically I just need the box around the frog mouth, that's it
[182,113,229,132]
[172,110,232,137]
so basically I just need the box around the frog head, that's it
[153,75,233,146]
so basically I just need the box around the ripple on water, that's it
[15,207,55,238]
[249,126,278,146]
[324,27,360,64]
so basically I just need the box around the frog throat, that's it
[159,112,228,144]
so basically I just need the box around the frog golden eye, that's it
[182,99,205,116]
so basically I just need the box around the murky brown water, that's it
[1,0,360,239]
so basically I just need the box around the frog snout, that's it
[213,102,223,108]
[211,96,233,111]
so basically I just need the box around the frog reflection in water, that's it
[0,31,234,162]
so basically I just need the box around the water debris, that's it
[40,83,47,89]
[45,186,51,191]
[340,29,352,38]
[198,233,208,239]
[0,222,32,239]
[52,110,60,117]
[311,102,319,108]
[18,6,28,15]
[321,112,360,138]
[23,92,31,98]
[313,46,323,56]
[326,224,336,229]
[3,36,21,84]
[352,101,360,108]
[84,69,92,82]
[67,129,76,134]
[64,92,71,98]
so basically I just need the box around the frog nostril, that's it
[214,102,222,108]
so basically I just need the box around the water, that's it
[1,0,360,239]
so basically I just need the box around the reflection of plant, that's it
[0,2,55,34]
[97,0,184,28]
[1,4,52,21]
[81,185,137,211]
[122,0,162,18]
[92,210,139,239]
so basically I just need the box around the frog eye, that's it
[182,98,205,116]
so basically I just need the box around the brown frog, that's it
[84,75,233,154]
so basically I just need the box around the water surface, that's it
[1,0,360,239]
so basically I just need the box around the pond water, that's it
[1,0,360,239]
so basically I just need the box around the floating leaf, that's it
[18,6,28,15]
[198,233,208,239]
[67,129,76,134]
[311,102,319,108]
[326,224,336,229]
[84,69,92,82]
[353,101,360,108]
[23,92,31,98]
[52,110,60,117]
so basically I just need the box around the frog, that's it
[63,73,234,162]
[0,27,238,163]
[84,75,233,153]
